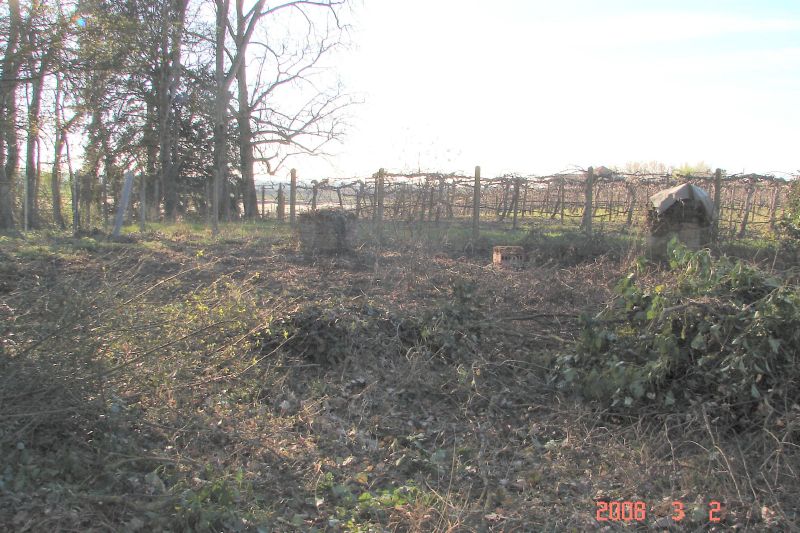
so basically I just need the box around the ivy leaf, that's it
[332,484,350,499]
[690,333,706,351]
[768,337,781,353]
[430,449,447,465]
[664,390,676,406]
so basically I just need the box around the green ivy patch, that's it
[553,239,800,429]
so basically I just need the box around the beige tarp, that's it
[648,183,716,219]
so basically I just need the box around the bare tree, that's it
[0,0,24,230]
[212,0,349,229]
[158,0,189,221]
[246,2,351,200]
[235,0,258,218]
[22,0,69,228]
[0,0,351,231]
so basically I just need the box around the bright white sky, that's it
[285,0,800,181]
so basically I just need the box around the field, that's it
[1,219,799,532]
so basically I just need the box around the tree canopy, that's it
[0,0,351,231]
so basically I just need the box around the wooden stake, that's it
[581,167,594,234]
[472,166,481,243]
[738,182,755,238]
[289,168,297,225]
[712,168,722,241]
[376,168,384,241]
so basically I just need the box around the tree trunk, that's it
[581,167,594,234]
[160,0,188,222]
[81,109,105,229]
[24,69,44,229]
[144,99,158,221]
[0,0,22,230]
[738,184,755,238]
[212,0,231,234]
[157,3,174,221]
[51,74,66,228]
[236,0,258,219]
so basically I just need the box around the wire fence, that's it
[21,165,794,241]
[253,166,793,240]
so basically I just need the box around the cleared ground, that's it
[0,222,797,532]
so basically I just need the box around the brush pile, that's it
[553,241,800,434]
[296,208,356,256]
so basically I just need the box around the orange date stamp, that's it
[595,500,723,523]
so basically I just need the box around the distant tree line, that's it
[0,0,351,232]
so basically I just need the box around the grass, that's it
[0,223,798,531]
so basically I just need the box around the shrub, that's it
[553,240,800,430]
[296,208,356,256]
[258,279,486,366]
[522,229,634,266]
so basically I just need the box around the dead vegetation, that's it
[0,225,798,532]
[297,209,357,257]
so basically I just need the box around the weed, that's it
[555,239,800,431]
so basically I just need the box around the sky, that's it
[283,0,800,182]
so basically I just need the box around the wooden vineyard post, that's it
[520,181,528,218]
[427,182,435,222]
[511,177,521,229]
[712,168,722,241]
[289,168,297,226]
[447,181,455,218]
[472,166,481,243]
[311,181,318,212]
[738,181,755,238]
[277,184,285,221]
[260,185,266,218]
[408,186,425,222]
[551,179,561,219]
[769,183,781,231]
[498,180,510,220]
[435,177,444,223]
[581,166,594,234]
[727,185,737,237]
[375,168,385,242]
[625,182,636,227]
[394,182,404,217]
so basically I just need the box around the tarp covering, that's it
[648,183,716,219]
